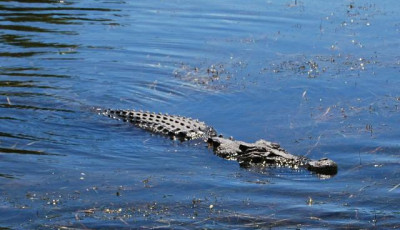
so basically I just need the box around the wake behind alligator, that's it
[99,109,338,177]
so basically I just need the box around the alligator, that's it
[99,109,338,176]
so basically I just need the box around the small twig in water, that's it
[6,97,12,105]
[372,209,377,226]
[389,183,400,192]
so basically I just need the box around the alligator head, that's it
[208,137,338,176]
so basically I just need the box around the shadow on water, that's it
[0,103,73,112]
[0,147,59,155]
[0,80,56,88]
[0,68,70,78]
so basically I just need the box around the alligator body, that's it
[100,109,338,176]
[101,109,217,141]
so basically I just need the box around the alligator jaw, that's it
[208,137,338,177]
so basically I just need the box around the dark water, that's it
[1,0,399,229]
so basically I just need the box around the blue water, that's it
[1,0,399,229]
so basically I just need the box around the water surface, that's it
[0,0,399,229]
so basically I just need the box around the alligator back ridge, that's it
[100,109,217,140]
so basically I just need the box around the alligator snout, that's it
[306,158,338,175]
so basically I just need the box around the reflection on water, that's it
[0,0,119,57]
[0,0,399,229]
[1,34,77,48]
[0,0,119,190]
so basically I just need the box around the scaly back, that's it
[100,109,217,141]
